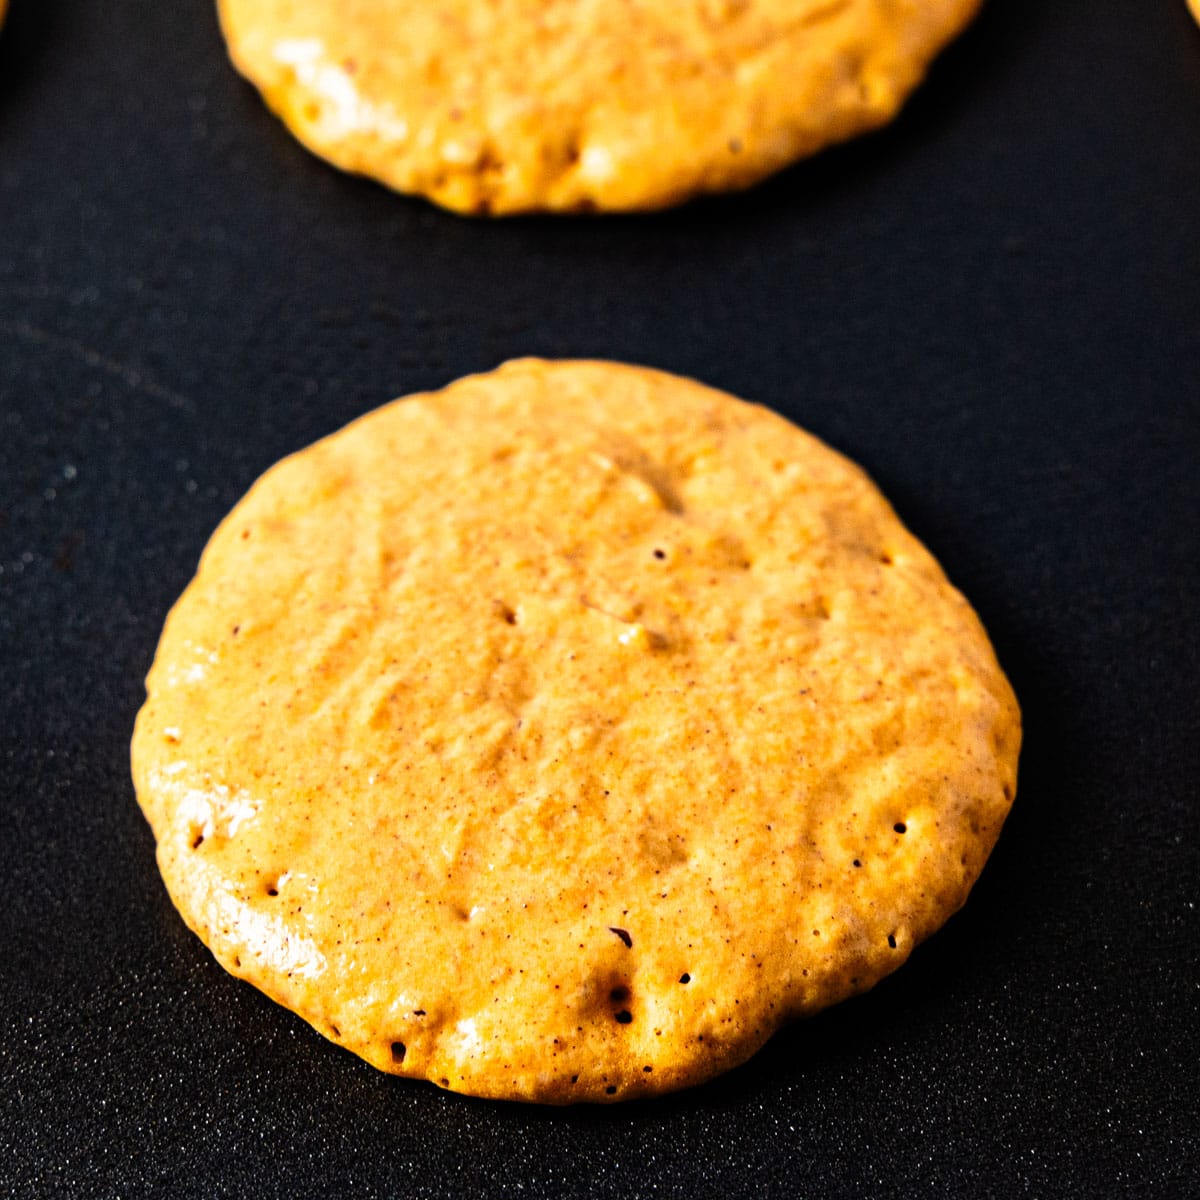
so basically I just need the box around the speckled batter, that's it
[132,359,1020,1102]
[216,0,982,214]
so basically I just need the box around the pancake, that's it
[216,0,982,214]
[132,358,1020,1102]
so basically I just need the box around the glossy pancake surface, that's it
[132,359,1020,1102]
[216,0,982,213]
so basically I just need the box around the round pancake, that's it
[216,0,982,214]
[132,359,1020,1102]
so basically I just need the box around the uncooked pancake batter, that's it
[217,0,983,213]
[133,359,1020,1102]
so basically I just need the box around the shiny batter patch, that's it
[132,359,1020,1102]
[216,0,982,214]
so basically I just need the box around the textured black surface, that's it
[2,1,1198,1196]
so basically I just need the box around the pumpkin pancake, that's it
[216,0,982,213]
[132,359,1020,1102]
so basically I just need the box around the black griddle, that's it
[2,1,1198,1195]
